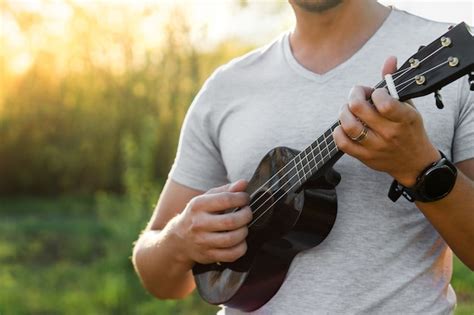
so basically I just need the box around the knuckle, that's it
[239,192,250,205]
[383,128,399,142]
[222,193,234,208]
[194,233,207,246]
[241,207,253,223]
[205,249,217,262]
[378,100,394,116]
[223,233,235,246]
[236,242,247,257]
[190,216,203,232]
[337,135,349,150]
[346,121,359,135]
[408,108,420,122]
[348,99,363,115]
[188,196,202,211]
[222,215,236,230]
[240,227,249,240]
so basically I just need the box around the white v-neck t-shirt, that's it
[169,8,473,315]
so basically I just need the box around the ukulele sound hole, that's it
[249,190,275,229]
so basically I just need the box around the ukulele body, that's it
[193,146,341,311]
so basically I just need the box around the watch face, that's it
[422,165,456,199]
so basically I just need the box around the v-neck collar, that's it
[282,7,397,83]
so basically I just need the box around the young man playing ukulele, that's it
[133,1,474,313]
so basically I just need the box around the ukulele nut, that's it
[415,75,426,85]
[441,36,452,47]
[409,58,420,68]
[448,56,459,67]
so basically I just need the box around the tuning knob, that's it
[418,45,426,52]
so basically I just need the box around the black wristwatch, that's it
[388,151,457,203]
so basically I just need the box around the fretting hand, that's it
[333,56,441,187]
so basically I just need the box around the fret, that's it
[283,120,342,193]
[280,160,298,191]
[324,128,333,138]
[320,133,330,160]
[293,158,302,185]
[327,139,336,152]
[308,143,317,170]
[302,146,314,173]
[296,154,307,181]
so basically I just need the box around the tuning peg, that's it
[418,45,426,52]
[434,90,444,109]
[469,72,474,91]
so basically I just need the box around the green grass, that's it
[0,196,218,315]
[0,196,472,314]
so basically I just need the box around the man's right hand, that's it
[174,180,253,266]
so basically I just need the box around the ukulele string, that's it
[248,144,340,228]
[240,123,339,214]
[377,44,446,90]
[241,43,447,218]
[231,124,340,213]
[247,58,451,227]
[393,59,450,94]
[248,125,345,221]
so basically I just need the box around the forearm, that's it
[132,215,196,299]
[416,170,474,270]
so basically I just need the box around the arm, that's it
[132,179,252,299]
[334,56,474,270]
[416,159,474,269]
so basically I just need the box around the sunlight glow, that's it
[1,0,472,75]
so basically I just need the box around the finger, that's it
[333,125,370,159]
[347,89,395,135]
[204,206,252,232]
[206,179,248,195]
[347,85,373,101]
[339,104,371,142]
[206,226,249,248]
[192,192,249,213]
[381,56,397,77]
[371,88,416,122]
[207,241,247,263]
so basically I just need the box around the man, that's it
[133,0,474,314]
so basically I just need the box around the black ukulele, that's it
[193,22,474,311]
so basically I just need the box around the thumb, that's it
[381,56,397,77]
[228,179,248,193]
[206,179,248,194]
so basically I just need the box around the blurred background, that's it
[0,0,473,314]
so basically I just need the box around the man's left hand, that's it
[333,56,441,187]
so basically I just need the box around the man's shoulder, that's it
[390,7,460,40]
[208,33,287,87]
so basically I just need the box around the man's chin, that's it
[292,0,344,13]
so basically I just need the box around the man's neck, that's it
[289,1,391,74]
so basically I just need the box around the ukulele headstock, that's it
[392,22,474,102]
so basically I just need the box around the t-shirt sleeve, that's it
[452,77,474,164]
[168,71,228,191]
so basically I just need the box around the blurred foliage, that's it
[0,1,251,195]
[0,1,248,313]
[0,110,219,314]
